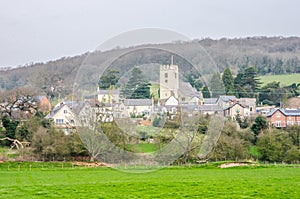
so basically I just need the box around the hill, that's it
[1,36,300,98]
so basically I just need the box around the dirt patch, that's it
[72,162,111,167]
[219,162,257,168]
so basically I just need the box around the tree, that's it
[1,115,19,140]
[287,125,300,148]
[197,115,209,134]
[153,116,164,127]
[131,82,151,99]
[257,130,294,162]
[250,116,268,140]
[98,69,120,89]
[236,113,249,129]
[234,66,261,98]
[122,67,151,99]
[202,86,211,98]
[210,72,225,98]
[209,122,250,161]
[222,68,235,95]
[0,88,38,120]
[259,81,285,106]
[184,73,203,91]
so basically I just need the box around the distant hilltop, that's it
[1,36,300,97]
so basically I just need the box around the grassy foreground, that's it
[0,163,299,199]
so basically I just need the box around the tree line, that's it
[196,66,299,106]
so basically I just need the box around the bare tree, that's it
[0,88,38,120]
[0,137,30,150]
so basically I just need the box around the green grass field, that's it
[126,143,159,153]
[0,162,299,198]
[259,73,300,87]
[150,83,160,99]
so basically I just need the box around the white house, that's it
[97,89,120,104]
[124,99,153,117]
[45,102,76,134]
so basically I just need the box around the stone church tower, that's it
[159,64,179,99]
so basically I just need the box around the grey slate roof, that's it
[218,95,236,102]
[203,98,218,104]
[178,82,201,98]
[224,103,245,111]
[45,103,65,119]
[198,104,222,112]
[266,108,300,117]
[45,101,86,119]
[124,99,152,106]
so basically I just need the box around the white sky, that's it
[0,0,299,67]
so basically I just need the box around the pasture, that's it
[259,73,300,87]
[0,162,299,198]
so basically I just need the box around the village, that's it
[42,63,300,134]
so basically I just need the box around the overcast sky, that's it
[1,0,299,67]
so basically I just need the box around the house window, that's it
[165,79,168,83]
[63,109,67,114]
[165,73,168,78]
[175,73,177,79]
[298,121,300,126]
[56,119,64,124]
[250,107,253,112]
[276,113,281,118]
[276,121,281,127]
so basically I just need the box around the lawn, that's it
[259,73,300,87]
[126,143,159,153]
[150,83,160,99]
[0,163,299,198]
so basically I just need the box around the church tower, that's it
[159,63,179,99]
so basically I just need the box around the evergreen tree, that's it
[234,66,261,98]
[122,67,151,99]
[202,86,211,98]
[184,72,203,91]
[222,68,235,95]
[98,69,120,89]
[251,115,268,142]
[210,72,225,98]
[259,81,286,106]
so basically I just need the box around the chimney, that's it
[280,101,283,109]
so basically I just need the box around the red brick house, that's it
[266,108,300,128]
[37,96,52,113]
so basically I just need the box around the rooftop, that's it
[124,99,152,106]
[266,108,300,117]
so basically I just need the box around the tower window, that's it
[165,73,168,78]
[165,79,168,83]
[175,73,177,79]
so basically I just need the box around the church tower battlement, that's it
[159,64,179,99]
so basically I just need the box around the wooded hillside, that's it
[1,36,300,98]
